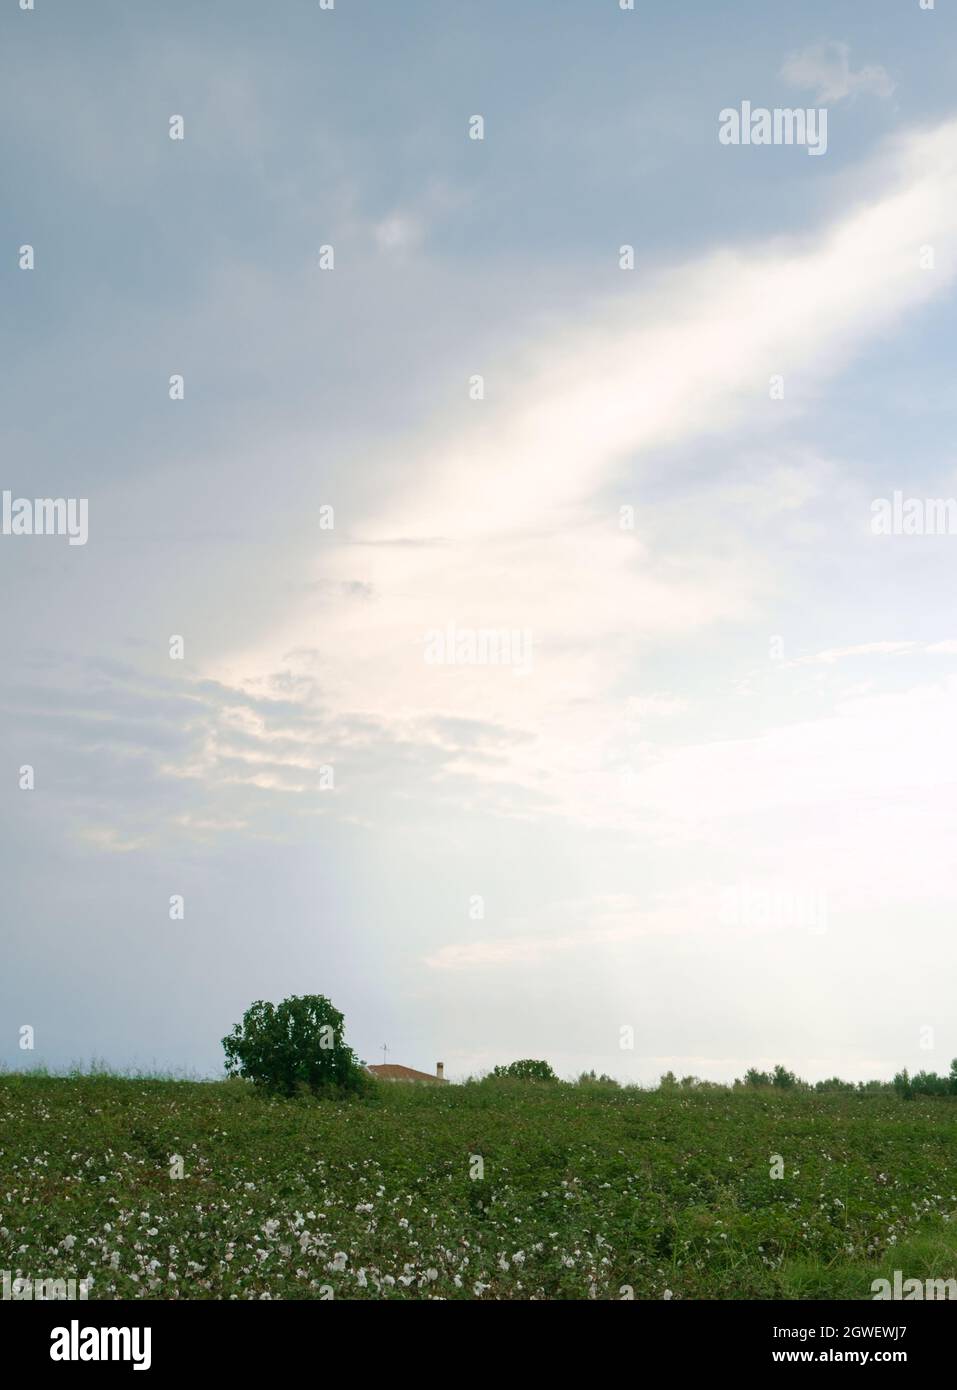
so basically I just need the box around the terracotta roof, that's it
[367,1064,448,1083]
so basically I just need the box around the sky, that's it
[2,0,957,1084]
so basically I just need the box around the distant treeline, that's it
[653,1062,957,1098]
[561,1063,957,1096]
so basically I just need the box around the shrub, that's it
[490,1058,558,1082]
[222,994,367,1097]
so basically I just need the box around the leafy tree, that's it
[222,994,367,1097]
[906,1068,953,1098]
[772,1064,798,1090]
[490,1058,558,1082]
[892,1068,912,1100]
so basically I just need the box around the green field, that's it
[2,1074,956,1300]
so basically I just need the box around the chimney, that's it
[436,1062,445,1080]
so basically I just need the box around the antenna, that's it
[381,1043,388,1066]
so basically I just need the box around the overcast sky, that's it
[3,0,957,1084]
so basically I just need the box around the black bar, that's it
[3,1298,949,1374]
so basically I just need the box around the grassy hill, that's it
[2,1072,956,1300]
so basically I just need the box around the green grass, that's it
[2,1073,956,1300]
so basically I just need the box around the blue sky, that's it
[3,0,957,1082]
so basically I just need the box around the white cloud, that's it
[209,119,957,841]
[780,41,895,104]
[796,640,957,666]
[800,641,917,665]
[374,214,424,256]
